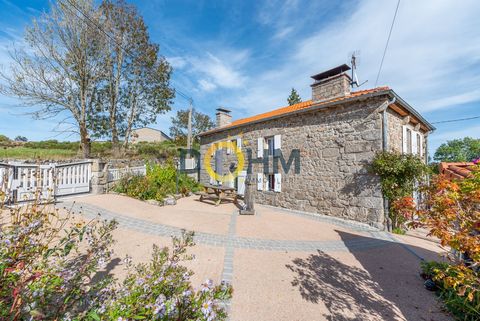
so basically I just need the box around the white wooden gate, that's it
[0,161,92,203]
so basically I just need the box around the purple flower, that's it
[473,157,479,165]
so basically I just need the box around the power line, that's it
[431,115,480,124]
[63,0,194,104]
[375,0,400,87]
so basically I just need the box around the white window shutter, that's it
[274,173,282,192]
[237,171,246,195]
[236,138,242,151]
[226,141,231,155]
[274,135,281,157]
[419,133,423,157]
[402,126,408,154]
[257,138,264,158]
[257,173,263,191]
[412,132,418,155]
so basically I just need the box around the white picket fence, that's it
[0,161,92,203]
[107,165,147,183]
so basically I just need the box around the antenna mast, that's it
[350,52,367,88]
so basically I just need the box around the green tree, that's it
[91,0,174,154]
[434,137,480,162]
[287,88,302,106]
[169,109,214,145]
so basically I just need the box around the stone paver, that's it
[63,194,451,321]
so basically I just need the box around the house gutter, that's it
[199,89,435,138]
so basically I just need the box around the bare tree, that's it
[0,0,106,158]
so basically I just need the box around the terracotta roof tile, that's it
[439,162,477,180]
[203,86,390,135]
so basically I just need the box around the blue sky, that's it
[0,0,479,157]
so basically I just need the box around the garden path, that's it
[63,194,452,321]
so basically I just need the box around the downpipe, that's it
[381,97,396,232]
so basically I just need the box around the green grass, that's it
[0,147,78,160]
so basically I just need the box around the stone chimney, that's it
[311,64,352,102]
[216,107,232,127]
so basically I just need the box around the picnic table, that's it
[197,184,237,206]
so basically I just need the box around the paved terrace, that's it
[63,194,451,321]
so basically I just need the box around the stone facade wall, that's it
[200,96,392,228]
[386,109,428,161]
[311,74,351,102]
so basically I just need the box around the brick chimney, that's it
[311,64,352,102]
[216,107,232,127]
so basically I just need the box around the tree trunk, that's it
[80,125,90,159]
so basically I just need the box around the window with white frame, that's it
[403,125,423,157]
[257,134,281,158]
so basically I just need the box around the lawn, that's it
[0,146,78,160]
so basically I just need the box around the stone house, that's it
[198,65,434,228]
[130,127,171,144]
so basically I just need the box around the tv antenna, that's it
[350,51,367,88]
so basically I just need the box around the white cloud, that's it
[272,26,294,40]
[422,89,480,112]
[190,51,248,90]
[198,79,217,92]
[228,0,480,117]
[167,56,187,69]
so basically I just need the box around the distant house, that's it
[198,64,435,229]
[130,127,171,144]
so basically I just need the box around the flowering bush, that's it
[0,202,117,320]
[95,232,232,320]
[408,166,480,320]
[1,201,232,320]
[114,161,200,202]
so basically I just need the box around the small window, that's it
[406,129,412,154]
[416,133,421,156]
[267,174,275,191]
[266,137,275,156]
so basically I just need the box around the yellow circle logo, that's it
[204,141,244,183]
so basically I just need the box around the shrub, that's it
[370,151,429,230]
[96,232,232,320]
[133,141,179,160]
[1,200,231,320]
[0,201,118,320]
[408,166,480,320]
[114,162,201,202]
[421,261,480,320]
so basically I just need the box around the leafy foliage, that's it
[1,198,231,320]
[114,162,201,201]
[97,232,232,320]
[407,168,480,320]
[434,137,480,162]
[421,261,480,320]
[370,151,428,229]
[169,109,214,145]
[287,88,302,106]
[0,201,118,320]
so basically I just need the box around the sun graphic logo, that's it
[204,134,245,184]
